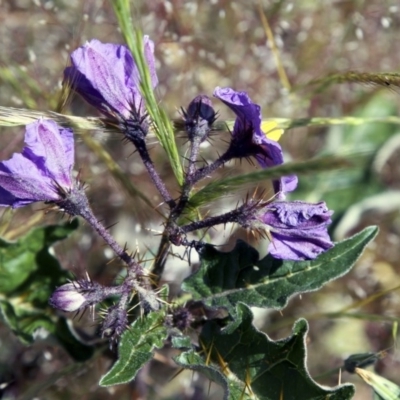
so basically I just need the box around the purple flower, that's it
[64,37,158,120]
[213,87,297,197]
[0,119,74,208]
[257,201,334,260]
[49,280,105,313]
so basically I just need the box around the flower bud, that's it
[49,280,105,313]
[172,306,193,331]
[100,305,128,341]
[182,95,216,142]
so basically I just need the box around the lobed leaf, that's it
[182,226,378,315]
[175,349,251,400]
[177,303,355,399]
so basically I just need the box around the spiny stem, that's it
[62,186,143,274]
[151,233,171,287]
[78,205,142,272]
[188,149,234,186]
[131,137,176,209]
[179,206,247,234]
[170,138,202,220]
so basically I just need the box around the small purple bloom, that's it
[49,280,105,313]
[213,87,297,197]
[257,201,334,260]
[0,119,74,208]
[64,37,158,120]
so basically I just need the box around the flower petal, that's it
[261,201,334,260]
[143,35,158,89]
[66,40,136,117]
[49,283,87,312]
[213,86,297,196]
[0,120,74,208]
[65,38,158,119]
[214,87,261,140]
[268,228,333,260]
[24,120,74,188]
[0,154,59,206]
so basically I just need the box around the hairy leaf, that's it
[189,303,355,399]
[171,335,192,349]
[182,226,377,315]
[100,310,168,386]
[175,349,251,400]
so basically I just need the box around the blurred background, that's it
[1,0,400,398]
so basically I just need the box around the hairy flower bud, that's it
[100,304,128,341]
[171,306,193,331]
[49,280,106,313]
[182,95,216,142]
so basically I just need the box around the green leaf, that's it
[0,221,78,345]
[0,220,78,294]
[171,334,192,349]
[100,310,168,386]
[0,296,94,359]
[178,304,354,400]
[175,349,251,400]
[0,299,56,344]
[182,226,378,315]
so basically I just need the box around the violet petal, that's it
[65,37,157,119]
[0,119,74,208]
[213,86,297,196]
[261,201,334,260]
